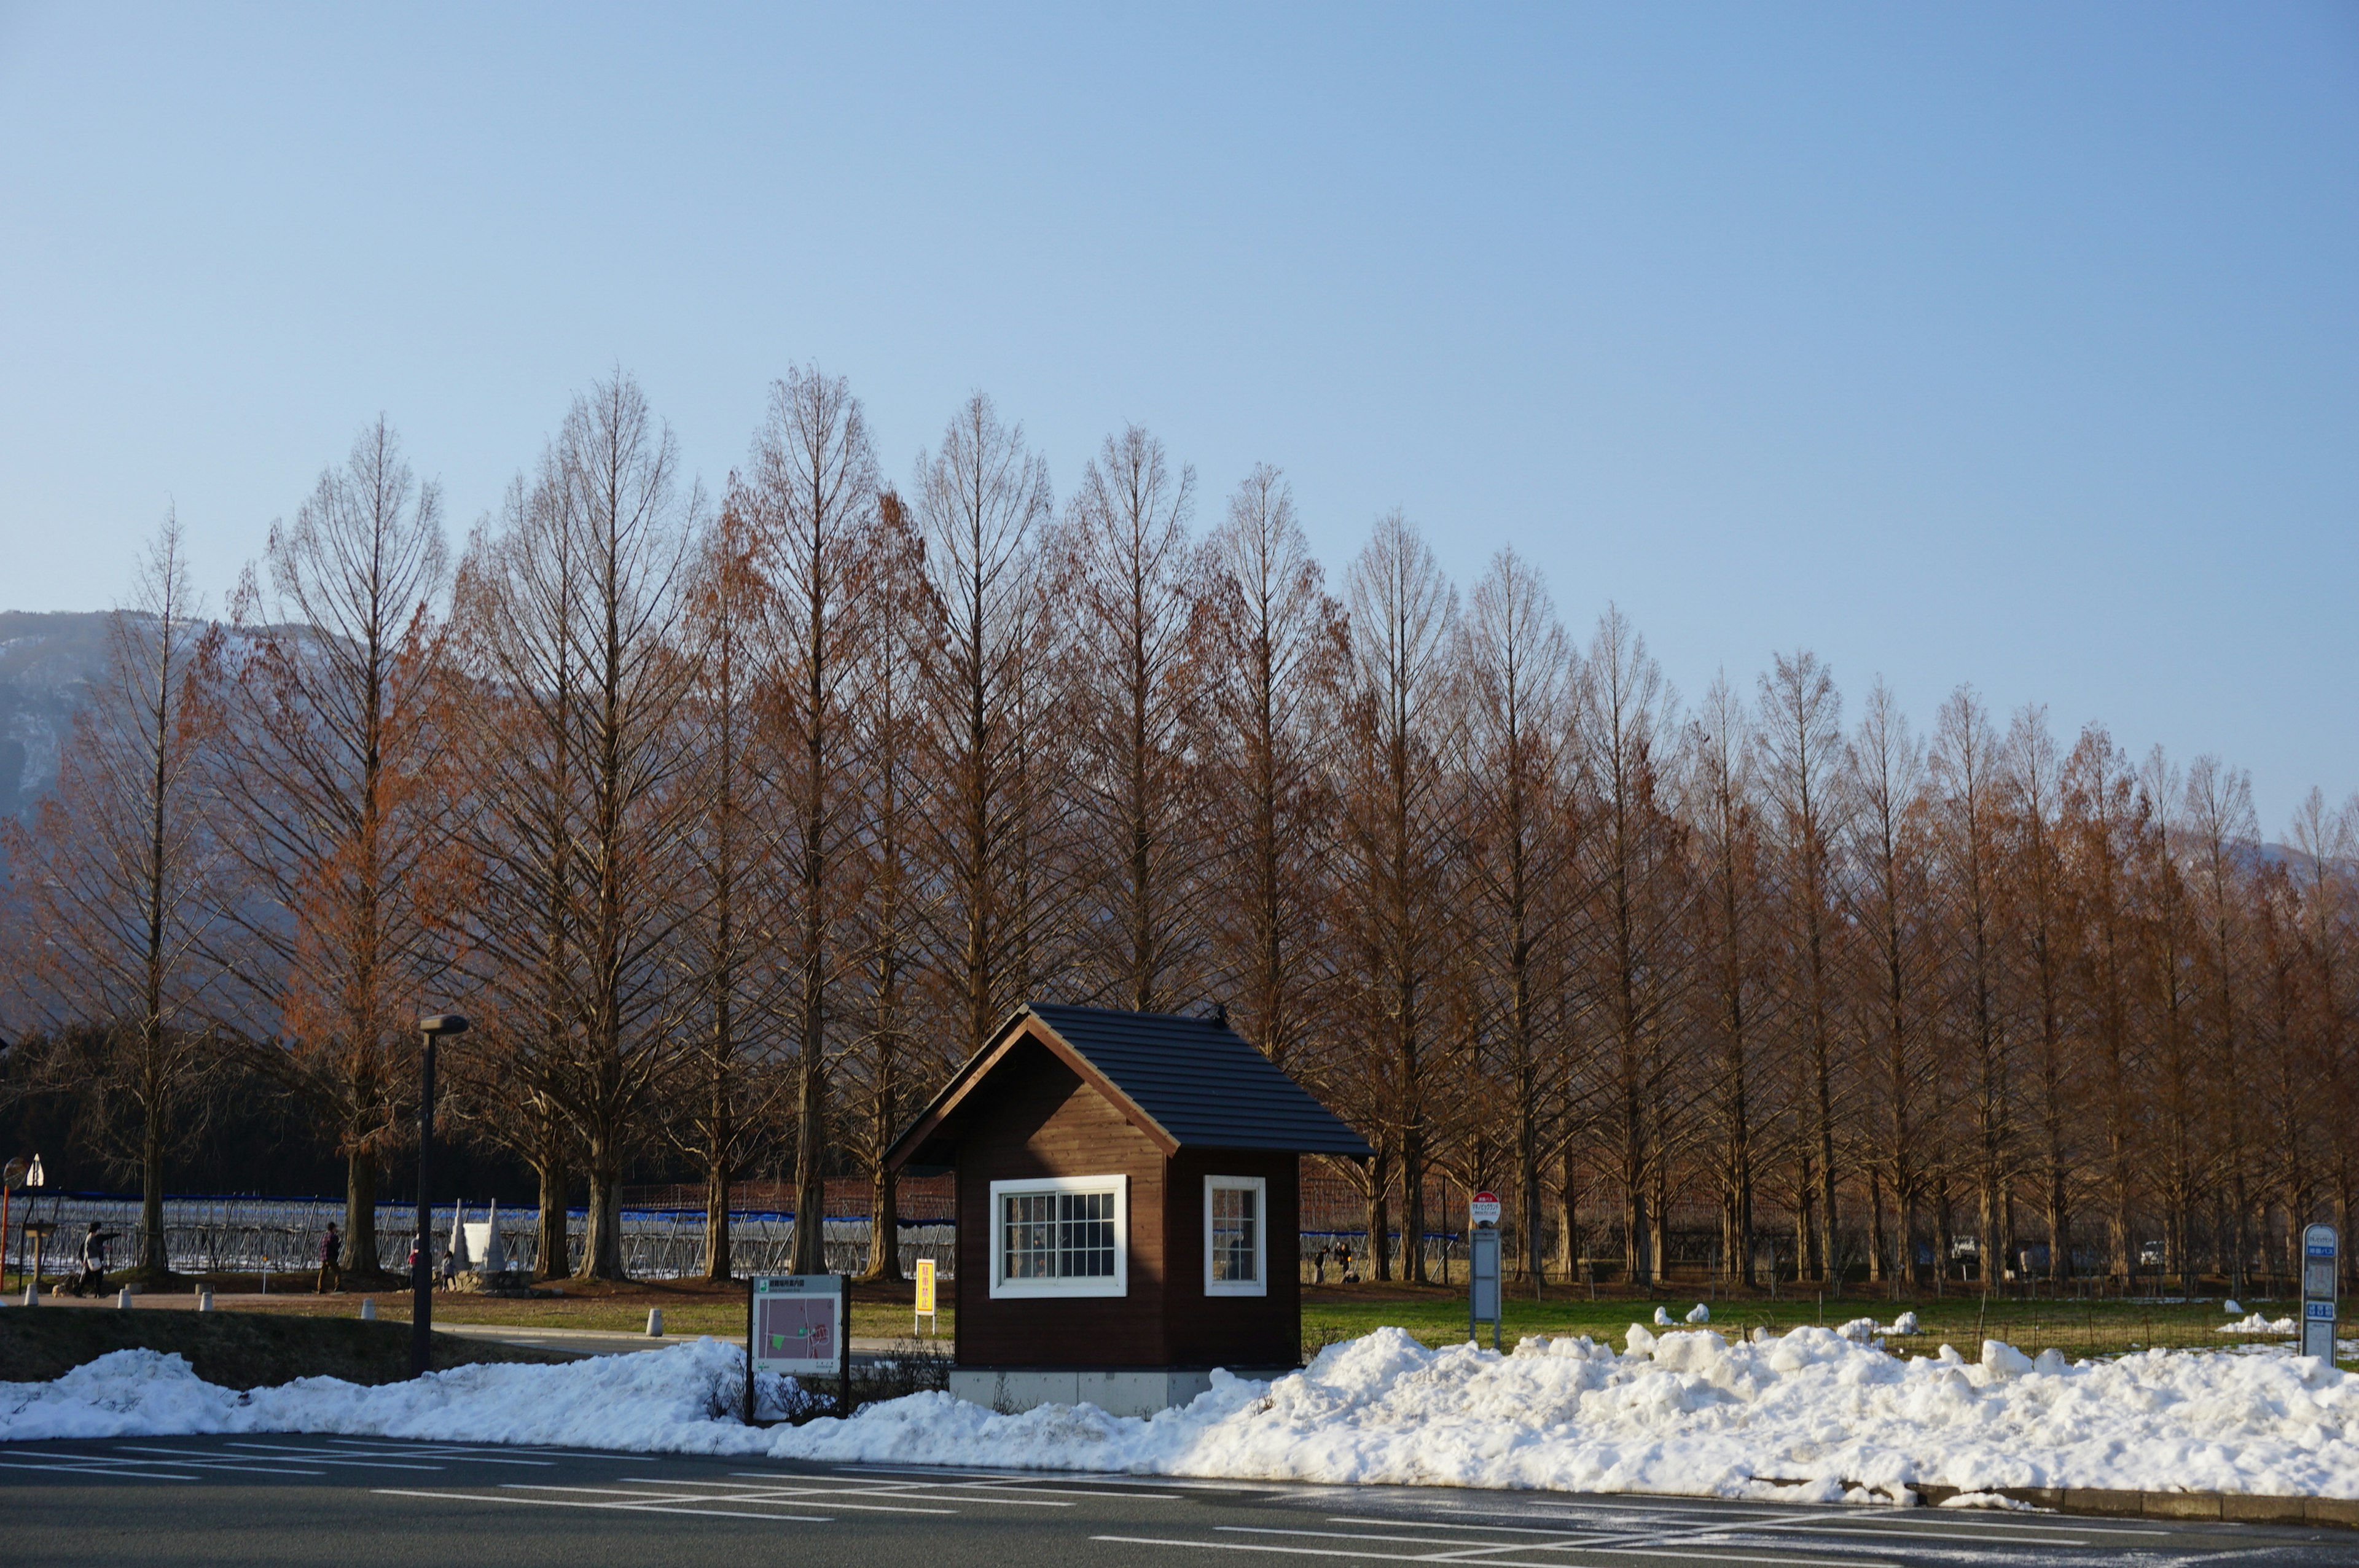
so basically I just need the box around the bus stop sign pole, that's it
[1469,1190,1503,1350]
[2302,1223,2339,1363]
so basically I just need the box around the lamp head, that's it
[418,1014,471,1037]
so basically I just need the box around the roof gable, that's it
[886,1003,1374,1170]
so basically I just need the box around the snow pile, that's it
[767,1325,2359,1500]
[0,1340,785,1453]
[2218,1313,2298,1335]
[5,1327,2356,1503]
[1834,1314,1919,1343]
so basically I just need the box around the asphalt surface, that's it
[3,1436,2353,1568]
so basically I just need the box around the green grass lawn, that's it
[12,1268,2336,1370]
[1299,1281,2349,1367]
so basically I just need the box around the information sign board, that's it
[913,1257,937,1336]
[1469,1191,1501,1227]
[749,1274,845,1378]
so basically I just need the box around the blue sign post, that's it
[2301,1225,2339,1362]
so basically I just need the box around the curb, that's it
[1909,1482,2359,1529]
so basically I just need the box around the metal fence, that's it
[4,1192,955,1281]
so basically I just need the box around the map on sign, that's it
[749,1274,843,1378]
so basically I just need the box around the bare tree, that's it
[2005,705,2075,1282]
[1686,674,1770,1287]
[668,502,792,1279]
[1332,512,1460,1282]
[738,365,879,1274]
[2288,789,2357,1276]
[1059,426,1208,1012]
[1458,550,1576,1284]
[2061,727,2143,1284]
[213,419,456,1281]
[1574,606,1690,1285]
[1758,649,1847,1284]
[1203,464,1342,1069]
[2183,754,2258,1295]
[910,393,1055,1055]
[456,371,702,1279]
[448,462,582,1279]
[1844,679,1935,1297]
[840,491,939,1281]
[1931,686,2012,1290]
[1,517,228,1281]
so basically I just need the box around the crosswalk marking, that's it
[370,1486,831,1523]
[0,1456,201,1481]
[725,1470,1074,1506]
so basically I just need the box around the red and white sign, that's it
[1469,1191,1501,1226]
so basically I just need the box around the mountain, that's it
[0,610,112,820]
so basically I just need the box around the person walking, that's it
[72,1221,115,1297]
[316,1223,342,1293]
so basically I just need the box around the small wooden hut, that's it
[885,1002,1372,1415]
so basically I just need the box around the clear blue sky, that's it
[2,3,2353,830]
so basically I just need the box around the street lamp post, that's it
[413,1014,469,1378]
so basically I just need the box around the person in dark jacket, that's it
[316,1223,342,1293]
[73,1222,114,1296]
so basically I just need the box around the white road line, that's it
[725,1472,1072,1507]
[1220,1527,1593,1550]
[1840,1513,2169,1537]
[512,1481,956,1517]
[1331,1519,1619,1539]
[837,1464,1244,1492]
[327,1440,614,1461]
[620,1480,960,1515]
[1091,1538,1550,1564]
[1094,1537,1893,1568]
[0,1457,202,1481]
[1344,1510,2094,1553]
[370,1486,830,1523]
[1705,1522,2092,1547]
[1330,1509,1896,1556]
[324,1448,557,1467]
[106,1447,327,1475]
[209,1443,447,1470]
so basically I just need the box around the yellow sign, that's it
[913,1257,937,1314]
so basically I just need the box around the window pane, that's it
[1060,1189,1116,1277]
[1211,1184,1257,1282]
[1004,1193,1057,1279]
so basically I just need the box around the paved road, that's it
[2,1436,2350,1568]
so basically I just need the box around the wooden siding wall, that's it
[952,1035,1169,1367]
[1164,1147,1301,1368]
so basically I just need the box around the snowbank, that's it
[2219,1313,2298,1335]
[6,1327,2356,1504]
[0,1340,781,1453]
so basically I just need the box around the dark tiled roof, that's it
[1025,1003,1374,1157]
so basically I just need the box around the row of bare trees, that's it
[6,366,2355,1294]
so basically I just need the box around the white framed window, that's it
[1204,1175,1267,1297]
[988,1174,1127,1298]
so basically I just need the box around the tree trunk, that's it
[705,1158,732,1282]
[579,1152,624,1280]
[863,1161,902,1283]
[534,1160,569,1281]
[139,1090,169,1279]
[343,1149,379,1278]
